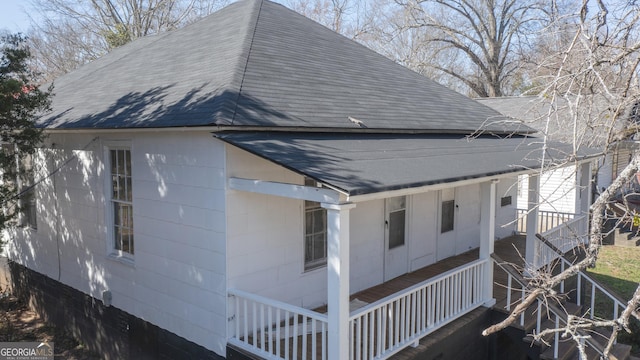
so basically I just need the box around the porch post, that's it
[525,174,540,269]
[577,162,592,216]
[480,180,497,306]
[322,202,356,360]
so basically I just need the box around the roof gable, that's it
[40,0,529,134]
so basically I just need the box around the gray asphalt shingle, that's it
[215,132,599,195]
[39,0,529,134]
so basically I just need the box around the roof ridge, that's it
[229,0,265,126]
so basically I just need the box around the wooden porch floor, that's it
[311,235,526,359]
[344,234,525,310]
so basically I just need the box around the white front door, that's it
[384,196,409,281]
[436,188,456,261]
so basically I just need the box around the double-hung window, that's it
[109,147,134,256]
[304,178,327,271]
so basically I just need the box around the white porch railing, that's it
[228,259,489,360]
[516,209,575,234]
[228,288,328,360]
[535,236,627,323]
[493,255,606,359]
[534,214,588,269]
[348,259,488,360]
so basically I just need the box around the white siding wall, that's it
[495,179,518,239]
[349,199,385,294]
[5,132,228,356]
[454,184,481,254]
[225,147,328,308]
[597,154,613,191]
[516,166,578,215]
[408,192,437,271]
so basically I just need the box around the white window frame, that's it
[303,178,327,272]
[104,141,134,262]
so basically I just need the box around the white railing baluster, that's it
[577,274,582,306]
[292,312,298,360]
[369,312,375,358]
[260,304,265,350]
[590,285,596,320]
[321,322,326,360]
[377,308,383,356]
[284,310,290,359]
[244,300,248,344]
[252,302,257,347]
[506,274,512,311]
[363,315,368,360]
[302,316,308,360]
[554,315,559,359]
[536,299,541,335]
[276,308,281,357]
[520,287,525,327]
[311,319,317,360]
[268,306,273,355]
[560,261,565,294]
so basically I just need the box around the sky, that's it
[0,0,33,34]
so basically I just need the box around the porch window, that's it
[304,178,327,271]
[109,147,134,256]
[441,200,455,233]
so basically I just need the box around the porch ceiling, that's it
[215,132,601,196]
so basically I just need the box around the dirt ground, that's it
[0,294,100,359]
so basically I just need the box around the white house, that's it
[3,1,600,359]
[478,96,639,234]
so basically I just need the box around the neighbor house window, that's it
[304,178,326,271]
[109,147,134,256]
[0,145,37,229]
[441,200,455,233]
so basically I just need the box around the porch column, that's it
[577,162,592,216]
[525,174,540,269]
[480,180,497,307]
[322,202,356,360]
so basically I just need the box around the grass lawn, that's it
[588,245,640,299]
[587,245,640,354]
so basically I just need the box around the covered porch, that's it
[221,132,598,360]
[227,219,588,360]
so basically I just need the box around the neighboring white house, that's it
[3,1,600,359]
[479,96,638,231]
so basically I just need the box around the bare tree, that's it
[285,0,386,41]
[483,0,640,358]
[26,0,228,80]
[392,0,548,97]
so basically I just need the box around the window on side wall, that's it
[304,178,327,271]
[108,146,134,257]
[1,145,37,229]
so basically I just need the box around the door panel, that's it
[384,196,408,281]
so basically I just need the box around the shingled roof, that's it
[39,0,528,134]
